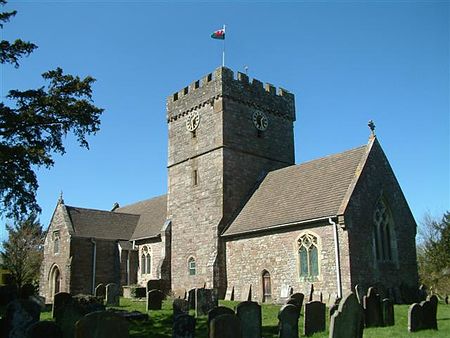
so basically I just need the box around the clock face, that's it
[186,111,200,132]
[252,111,269,131]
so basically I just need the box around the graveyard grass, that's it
[38,298,450,337]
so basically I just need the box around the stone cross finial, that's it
[244,65,248,75]
[368,120,376,136]
[58,191,64,204]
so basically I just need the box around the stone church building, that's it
[40,67,419,303]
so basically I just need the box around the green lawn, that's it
[38,298,450,338]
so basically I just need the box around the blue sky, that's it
[1,0,449,241]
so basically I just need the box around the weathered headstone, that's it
[236,301,261,338]
[174,289,187,299]
[329,297,341,318]
[354,284,363,305]
[105,283,120,307]
[173,314,196,338]
[75,311,129,338]
[363,287,382,327]
[188,289,196,309]
[146,279,161,293]
[241,285,252,301]
[280,285,290,300]
[427,295,438,330]
[195,288,218,317]
[408,303,422,332]
[27,320,63,338]
[308,284,314,302]
[4,299,41,338]
[382,298,394,326]
[95,283,106,299]
[210,313,242,338]
[287,293,304,309]
[52,292,72,320]
[173,299,190,317]
[418,284,427,302]
[329,292,364,338]
[146,289,164,310]
[225,286,234,301]
[303,300,325,336]
[58,301,83,338]
[278,304,299,338]
[207,306,235,332]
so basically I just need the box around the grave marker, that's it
[382,298,394,326]
[173,314,196,338]
[94,284,106,299]
[173,299,190,317]
[105,283,120,307]
[146,289,164,310]
[303,301,325,336]
[209,313,242,338]
[363,287,382,327]
[278,304,299,338]
[236,301,261,338]
[26,320,63,338]
[329,292,364,338]
[74,311,129,338]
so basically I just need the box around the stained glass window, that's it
[298,233,319,278]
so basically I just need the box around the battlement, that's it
[166,67,296,122]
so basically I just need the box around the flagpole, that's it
[222,24,226,67]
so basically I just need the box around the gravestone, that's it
[363,287,382,327]
[427,295,438,330]
[75,311,129,338]
[280,285,290,300]
[287,293,304,309]
[236,301,261,338]
[146,289,164,310]
[241,285,252,301]
[329,292,364,338]
[308,284,314,302]
[173,299,190,317]
[20,284,36,299]
[95,284,106,299]
[354,284,363,305]
[174,289,187,299]
[278,304,299,338]
[4,299,41,338]
[210,313,242,338]
[225,286,234,301]
[52,292,72,320]
[408,303,422,332]
[418,284,427,301]
[382,298,395,326]
[207,306,235,333]
[303,301,325,336]
[329,297,341,318]
[58,301,83,338]
[195,288,218,317]
[188,289,196,310]
[105,283,120,307]
[173,314,196,338]
[146,279,161,293]
[27,321,63,338]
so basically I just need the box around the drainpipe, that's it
[126,250,130,285]
[329,218,342,298]
[91,238,97,294]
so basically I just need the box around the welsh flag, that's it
[211,27,225,40]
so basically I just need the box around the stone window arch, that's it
[373,198,397,262]
[53,231,60,254]
[48,264,61,300]
[188,257,196,276]
[296,232,320,279]
[140,246,151,275]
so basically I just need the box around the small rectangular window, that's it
[183,87,188,95]
[194,80,200,89]
[193,169,198,186]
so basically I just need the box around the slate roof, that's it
[222,144,369,237]
[115,195,167,241]
[65,206,139,240]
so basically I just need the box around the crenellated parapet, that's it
[166,67,296,122]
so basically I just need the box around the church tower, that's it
[167,67,296,294]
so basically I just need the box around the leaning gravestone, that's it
[308,284,314,302]
[382,298,395,326]
[363,287,382,327]
[147,289,164,310]
[195,288,218,317]
[207,306,235,334]
[52,292,72,320]
[75,311,129,338]
[210,313,242,338]
[329,292,364,338]
[329,297,341,318]
[4,299,41,338]
[173,314,196,338]
[173,299,190,317]
[408,303,423,332]
[95,283,106,299]
[27,320,63,338]
[241,285,252,302]
[146,279,161,293]
[225,286,234,301]
[236,301,261,338]
[278,304,299,338]
[287,292,304,309]
[354,284,363,305]
[105,283,120,307]
[304,300,325,336]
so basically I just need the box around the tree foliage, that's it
[0,214,44,289]
[0,0,103,219]
[417,211,450,295]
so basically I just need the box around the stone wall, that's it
[225,221,350,303]
[344,138,419,294]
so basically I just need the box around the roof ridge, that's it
[116,194,167,210]
[65,205,140,217]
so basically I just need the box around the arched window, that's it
[373,199,396,261]
[53,231,60,254]
[140,246,151,275]
[188,257,196,276]
[297,233,319,278]
[262,270,271,302]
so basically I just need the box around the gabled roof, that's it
[65,206,139,240]
[115,195,167,241]
[223,142,372,237]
